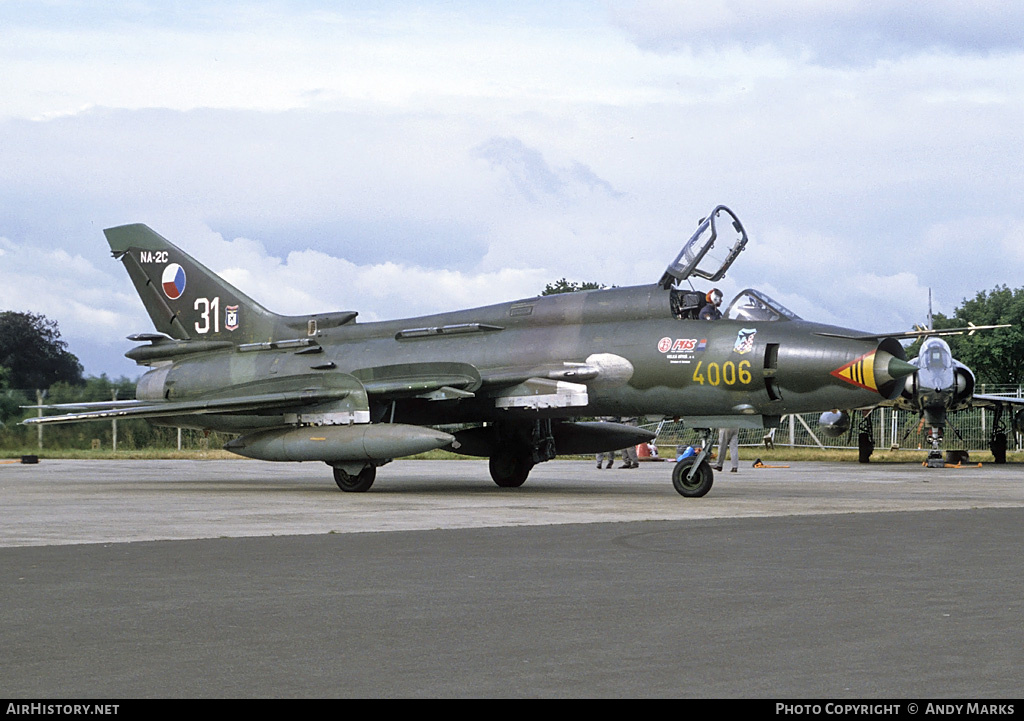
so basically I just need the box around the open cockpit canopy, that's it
[658,205,748,290]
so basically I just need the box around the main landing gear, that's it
[989,404,1009,464]
[332,464,377,492]
[858,412,875,463]
[487,419,556,489]
[489,450,532,488]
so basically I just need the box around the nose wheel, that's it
[672,457,714,497]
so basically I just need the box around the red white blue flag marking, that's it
[161,263,186,300]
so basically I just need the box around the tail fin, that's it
[104,224,282,343]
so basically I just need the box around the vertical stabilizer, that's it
[104,224,282,343]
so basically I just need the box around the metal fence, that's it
[7,384,1024,453]
[644,401,1024,453]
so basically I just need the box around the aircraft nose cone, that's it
[885,357,919,381]
[871,348,920,401]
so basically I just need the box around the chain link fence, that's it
[6,384,1024,454]
[644,402,1024,454]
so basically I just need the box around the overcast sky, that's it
[2,0,1022,380]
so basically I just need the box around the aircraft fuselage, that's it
[139,284,907,434]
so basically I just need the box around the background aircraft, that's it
[26,206,919,497]
[818,321,1023,466]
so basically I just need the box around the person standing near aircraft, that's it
[618,417,640,468]
[699,289,724,320]
[714,427,739,473]
[595,416,617,468]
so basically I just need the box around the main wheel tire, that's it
[858,432,874,463]
[333,465,376,492]
[489,451,532,488]
[672,458,714,498]
[991,432,1007,464]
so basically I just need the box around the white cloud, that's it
[609,1,1024,64]
[1,1,1022,378]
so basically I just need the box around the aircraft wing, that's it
[816,323,1011,342]
[23,360,609,426]
[22,387,354,426]
[351,360,606,407]
[971,393,1024,409]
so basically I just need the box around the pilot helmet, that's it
[707,288,723,306]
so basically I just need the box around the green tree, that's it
[931,285,1024,386]
[0,366,26,426]
[0,311,84,390]
[541,278,606,295]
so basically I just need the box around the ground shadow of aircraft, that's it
[819,326,1024,466]
[25,205,920,497]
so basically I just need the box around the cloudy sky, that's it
[2,0,1022,380]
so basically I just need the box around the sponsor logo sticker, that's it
[659,337,701,364]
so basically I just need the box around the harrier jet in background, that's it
[26,206,919,496]
[818,309,1020,466]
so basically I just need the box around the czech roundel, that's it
[161,263,186,300]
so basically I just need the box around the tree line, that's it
[0,312,229,450]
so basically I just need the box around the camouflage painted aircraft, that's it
[26,206,921,497]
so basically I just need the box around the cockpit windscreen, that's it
[724,289,800,322]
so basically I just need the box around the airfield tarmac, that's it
[2,458,1023,698]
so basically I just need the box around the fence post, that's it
[111,390,118,452]
[35,389,44,450]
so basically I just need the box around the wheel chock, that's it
[753,458,790,469]
[0,456,39,464]
[922,461,984,469]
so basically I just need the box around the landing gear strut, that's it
[989,404,1008,464]
[924,425,945,468]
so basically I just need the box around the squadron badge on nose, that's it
[733,328,757,354]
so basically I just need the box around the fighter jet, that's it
[819,327,1022,466]
[25,206,918,497]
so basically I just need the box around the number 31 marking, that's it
[195,297,220,334]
